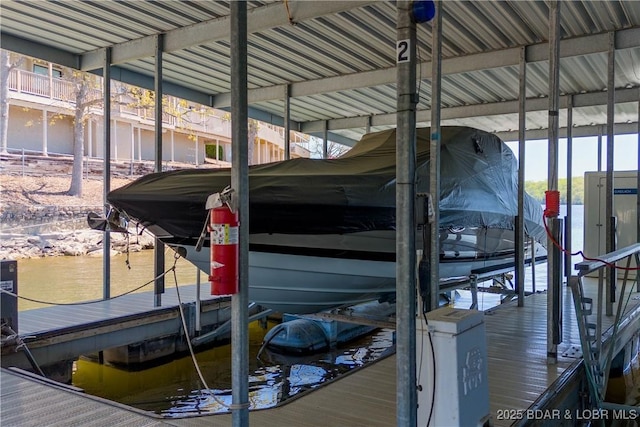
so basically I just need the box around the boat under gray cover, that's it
[107,126,546,313]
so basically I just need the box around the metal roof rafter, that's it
[80,1,374,71]
[301,87,640,133]
[213,27,640,108]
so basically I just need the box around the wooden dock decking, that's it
[1,284,232,370]
[3,277,640,426]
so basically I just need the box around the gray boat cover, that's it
[107,126,546,245]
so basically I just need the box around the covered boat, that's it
[107,126,546,313]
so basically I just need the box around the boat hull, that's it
[171,229,543,314]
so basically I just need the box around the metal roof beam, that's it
[80,1,374,71]
[300,87,640,132]
[0,33,79,69]
[495,122,639,141]
[214,49,520,108]
[214,27,640,108]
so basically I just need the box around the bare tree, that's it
[67,71,103,196]
[307,136,350,159]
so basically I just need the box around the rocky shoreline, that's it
[0,172,145,261]
[0,228,156,261]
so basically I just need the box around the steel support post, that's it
[396,2,417,425]
[605,32,616,316]
[429,0,443,313]
[598,127,603,171]
[284,84,291,160]
[547,0,561,364]
[195,269,201,333]
[102,48,111,301]
[323,120,328,159]
[565,97,573,280]
[516,46,527,306]
[548,217,563,363]
[154,34,165,307]
[230,2,250,425]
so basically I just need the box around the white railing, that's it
[6,68,309,161]
[8,69,75,100]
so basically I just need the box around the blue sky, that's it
[505,134,639,181]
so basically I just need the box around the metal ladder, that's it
[569,274,604,403]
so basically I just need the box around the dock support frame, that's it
[569,243,640,412]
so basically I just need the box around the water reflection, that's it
[158,328,395,417]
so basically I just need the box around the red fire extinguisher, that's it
[206,188,239,295]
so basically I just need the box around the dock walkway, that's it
[2,277,640,426]
[2,284,231,370]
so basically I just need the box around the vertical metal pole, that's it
[530,238,537,293]
[597,127,603,172]
[103,48,111,301]
[547,0,561,364]
[323,120,328,159]
[231,2,249,425]
[195,268,201,333]
[284,84,291,160]
[396,2,417,425]
[154,34,165,307]
[605,32,616,316]
[551,218,563,345]
[516,46,527,307]
[565,97,573,279]
[366,115,372,134]
[429,0,442,313]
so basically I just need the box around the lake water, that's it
[13,205,585,416]
[16,249,207,311]
[15,248,397,416]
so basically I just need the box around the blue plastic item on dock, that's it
[263,301,395,354]
[262,318,333,354]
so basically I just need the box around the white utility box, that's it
[417,306,491,427]
[584,171,638,277]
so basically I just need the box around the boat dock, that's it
[3,275,640,426]
[1,284,239,379]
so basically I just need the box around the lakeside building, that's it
[3,55,310,169]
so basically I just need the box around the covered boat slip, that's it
[2,2,639,426]
[3,276,640,427]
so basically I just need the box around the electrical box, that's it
[1,260,18,332]
[584,171,638,277]
[417,306,490,427]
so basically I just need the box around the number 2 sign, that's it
[397,39,411,63]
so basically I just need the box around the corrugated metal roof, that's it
[1,0,638,144]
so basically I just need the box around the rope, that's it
[171,252,233,410]
[0,267,175,306]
